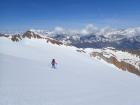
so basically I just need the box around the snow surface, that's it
[0,37,140,105]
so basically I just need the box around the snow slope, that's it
[85,47,140,70]
[0,37,140,105]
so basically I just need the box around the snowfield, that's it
[0,37,140,105]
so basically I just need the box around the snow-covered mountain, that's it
[22,27,140,49]
[0,33,140,105]
[85,47,140,76]
[0,31,63,45]
[1,26,140,49]
[0,30,139,75]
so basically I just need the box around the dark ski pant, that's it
[52,64,56,69]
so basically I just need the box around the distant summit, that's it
[1,26,140,50]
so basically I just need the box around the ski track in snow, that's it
[0,37,140,105]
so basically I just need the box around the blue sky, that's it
[0,0,140,31]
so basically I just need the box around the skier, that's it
[51,59,57,69]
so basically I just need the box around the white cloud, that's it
[134,27,140,36]
[54,26,65,34]
[80,24,99,35]
[51,24,140,37]
[98,26,115,36]
[53,24,99,36]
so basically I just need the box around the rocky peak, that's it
[22,31,42,39]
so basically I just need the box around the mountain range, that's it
[2,26,140,50]
[0,30,140,76]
